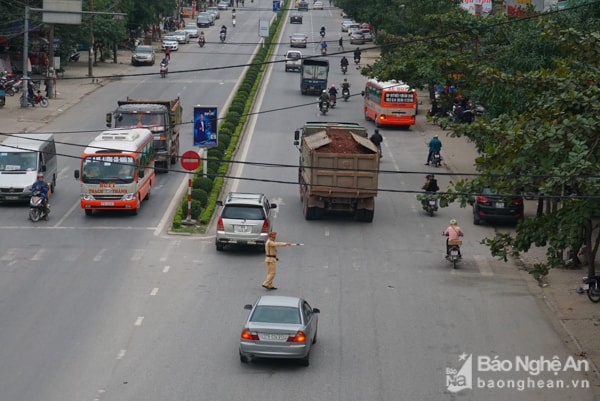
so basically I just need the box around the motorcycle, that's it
[430,150,441,167]
[198,37,205,47]
[29,191,49,222]
[159,62,168,78]
[341,64,347,74]
[321,47,327,56]
[220,31,227,43]
[20,90,49,108]
[354,55,361,64]
[320,29,325,38]
[422,195,438,217]
[445,237,462,269]
[0,84,5,108]
[342,87,350,101]
[69,49,81,63]
[232,18,236,27]
[329,94,336,108]
[318,99,329,115]
[582,276,600,303]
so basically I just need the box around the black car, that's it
[473,188,524,226]
[290,13,303,24]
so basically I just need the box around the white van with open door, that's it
[0,133,57,202]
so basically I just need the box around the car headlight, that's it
[122,193,135,201]
[82,194,95,200]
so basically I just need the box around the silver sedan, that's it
[239,295,320,366]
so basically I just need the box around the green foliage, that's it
[191,188,209,206]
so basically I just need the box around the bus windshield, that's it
[81,155,135,184]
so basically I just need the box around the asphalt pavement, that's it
[2,40,599,396]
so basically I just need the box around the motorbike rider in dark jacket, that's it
[340,56,349,69]
[328,84,338,106]
[353,47,362,62]
[31,172,50,218]
[319,90,330,110]
[421,174,439,209]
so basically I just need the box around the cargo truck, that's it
[300,58,329,95]
[293,122,379,222]
[106,97,182,172]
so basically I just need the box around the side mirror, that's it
[361,91,365,96]
[216,200,223,206]
[294,129,300,141]
[40,164,47,172]
[313,308,320,314]
[105,112,112,128]
[244,304,252,310]
[74,170,80,179]
[138,170,145,179]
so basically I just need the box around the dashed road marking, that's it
[473,254,494,276]
[150,288,159,296]
[134,316,144,326]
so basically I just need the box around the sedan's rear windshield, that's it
[222,205,265,220]
[250,306,301,324]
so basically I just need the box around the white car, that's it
[207,6,220,20]
[161,40,179,51]
[184,24,199,38]
[341,20,356,32]
[170,30,190,44]
[313,1,324,9]
[284,50,302,72]
[217,1,229,10]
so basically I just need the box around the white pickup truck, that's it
[284,50,303,72]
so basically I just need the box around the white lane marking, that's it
[155,175,188,236]
[93,248,107,262]
[64,249,85,261]
[131,249,144,261]
[163,265,171,273]
[1,248,19,261]
[31,249,47,261]
[55,197,83,227]
[325,227,329,236]
[473,254,494,276]
[150,288,159,296]
[159,240,181,262]
[116,349,127,360]
[134,316,144,326]
[57,166,70,179]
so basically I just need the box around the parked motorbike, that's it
[341,64,347,74]
[198,37,205,47]
[69,49,81,63]
[430,150,441,167]
[444,236,462,269]
[342,87,350,101]
[319,100,329,115]
[422,195,438,217]
[329,94,336,108]
[20,90,49,108]
[582,276,600,303]
[2,77,22,96]
[29,191,49,222]
[160,62,168,78]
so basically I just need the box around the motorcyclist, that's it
[340,56,349,70]
[31,172,49,218]
[232,8,236,17]
[320,25,326,36]
[426,134,442,165]
[421,174,439,207]
[328,84,338,106]
[443,219,464,257]
[160,57,169,67]
[319,89,330,110]
[199,31,205,44]
[321,40,327,54]
[353,47,362,62]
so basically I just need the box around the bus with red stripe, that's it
[363,79,418,128]
[74,129,156,216]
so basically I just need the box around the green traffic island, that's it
[170,1,287,233]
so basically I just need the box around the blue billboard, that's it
[193,106,218,147]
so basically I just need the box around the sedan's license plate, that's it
[5,196,18,200]
[495,202,505,208]
[101,201,114,206]
[261,333,288,341]
[234,225,250,233]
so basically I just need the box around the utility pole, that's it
[88,0,94,79]
[21,6,30,108]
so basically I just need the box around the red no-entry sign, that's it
[180,150,201,171]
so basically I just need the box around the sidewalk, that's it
[419,93,600,395]
[1,49,137,133]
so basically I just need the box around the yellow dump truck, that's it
[293,122,380,222]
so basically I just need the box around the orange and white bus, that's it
[363,78,418,128]
[75,128,156,216]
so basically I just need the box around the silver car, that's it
[184,24,199,38]
[207,6,220,20]
[170,30,190,43]
[239,296,320,366]
[215,192,277,251]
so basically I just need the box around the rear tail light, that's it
[476,195,489,203]
[261,219,269,233]
[217,217,224,231]
[241,328,259,340]
[287,330,307,343]
[512,197,523,204]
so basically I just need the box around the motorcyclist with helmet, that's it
[421,173,439,209]
[31,172,50,218]
[220,25,228,41]
[320,25,326,37]
[443,219,464,257]
[340,56,349,72]
[353,47,362,63]
[198,31,206,46]
[319,89,330,110]
[328,84,338,107]
[320,40,328,55]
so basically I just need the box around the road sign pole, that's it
[186,176,193,223]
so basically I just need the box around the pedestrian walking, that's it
[338,35,344,51]
[370,128,383,158]
[164,46,171,61]
[262,232,291,290]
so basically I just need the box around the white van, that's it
[0,133,57,202]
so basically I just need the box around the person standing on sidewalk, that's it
[262,232,291,290]
[426,134,442,165]
[370,128,383,158]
